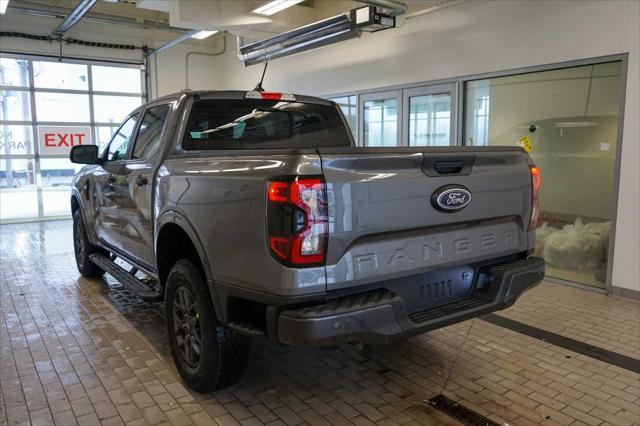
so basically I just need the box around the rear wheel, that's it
[165,259,250,392]
[73,209,104,277]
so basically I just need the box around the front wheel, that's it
[165,259,250,392]
[73,209,104,278]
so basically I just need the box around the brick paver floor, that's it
[1,220,639,425]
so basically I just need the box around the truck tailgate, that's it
[318,147,534,291]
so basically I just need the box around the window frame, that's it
[130,102,173,161]
[359,90,402,148]
[402,83,457,147]
[326,94,357,137]
[103,111,141,163]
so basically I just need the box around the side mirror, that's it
[69,145,100,164]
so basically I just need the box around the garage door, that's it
[0,56,144,222]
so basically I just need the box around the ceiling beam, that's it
[52,0,97,36]
[146,30,201,57]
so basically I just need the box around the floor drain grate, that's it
[427,394,499,426]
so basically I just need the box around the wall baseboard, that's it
[610,286,640,302]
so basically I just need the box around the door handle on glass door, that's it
[135,175,148,186]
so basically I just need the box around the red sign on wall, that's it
[37,126,92,156]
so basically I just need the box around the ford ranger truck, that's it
[69,90,545,392]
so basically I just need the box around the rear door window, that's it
[132,104,170,160]
[182,99,351,150]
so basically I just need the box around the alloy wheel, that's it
[74,219,85,264]
[172,286,202,368]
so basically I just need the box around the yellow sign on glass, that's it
[519,136,533,152]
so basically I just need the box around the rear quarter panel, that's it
[156,152,327,296]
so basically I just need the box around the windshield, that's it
[182,99,352,150]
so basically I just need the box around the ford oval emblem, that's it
[431,185,472,212]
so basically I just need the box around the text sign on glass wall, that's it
[37,126,92,156]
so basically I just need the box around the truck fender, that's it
[155,209,214,283]
[155,210,225,322]
[71,186,99,246]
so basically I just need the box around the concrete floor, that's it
[1,220,639,426]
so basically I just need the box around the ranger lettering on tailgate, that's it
[348,225,520,277]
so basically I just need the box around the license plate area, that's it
[389,265,476,314]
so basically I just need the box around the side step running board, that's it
[227,322,266,337]
[90,253,163,302]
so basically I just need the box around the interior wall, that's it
[216,1,634,92]
[148,37,226,98]
[615,0,640,295]
[211,0,639,292]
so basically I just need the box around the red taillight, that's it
[268,181,289,202]
[245,91,296,101]
[267,177,328,266]
[529,166,541,230]
[259,92,283,100]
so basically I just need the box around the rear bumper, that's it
[277,256,545,346]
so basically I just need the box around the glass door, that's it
[403,83,457,146]
[359,90,401,147]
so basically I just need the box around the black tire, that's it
[165,259,250,392]
[73,209,105,278]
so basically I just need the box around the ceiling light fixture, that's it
[252,0,304,16]
[191,30,219,40]
[0,0,10,14]
[555,122,598,128]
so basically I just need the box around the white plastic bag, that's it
[584,221,610,254]
[536,222,558,241]
[542,218,605,269]
[534,222,558,255]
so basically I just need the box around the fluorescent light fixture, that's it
[191,30,218,40]
[0,0,10,14]
[555,122,598,128]
[252,0,303,16]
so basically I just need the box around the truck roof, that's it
[149,90,334,106]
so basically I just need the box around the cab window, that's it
[105,113,139,161]
[132,104,170,160]
[182,99,351,150]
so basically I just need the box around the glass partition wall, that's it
[0,55,144,222]
[329,94,356,136]
[360,91,401,147]
[326,57,624,289]
[464,61,623,288]
[404,83,457,147]
[337,83,457,147]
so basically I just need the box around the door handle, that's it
[434,160,465,175]
[422,155,475,177]
[135,175,148,186]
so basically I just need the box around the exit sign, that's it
[37,126,92,156]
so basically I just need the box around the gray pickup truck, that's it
[69,90,545,392]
